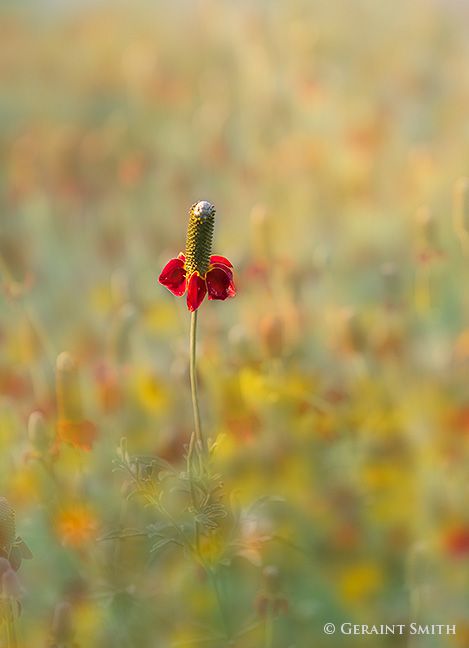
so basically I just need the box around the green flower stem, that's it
[116,457,196,554]
[186,434,202,555]
[188,315,230,636]
[138,475,230,638]
[190,310,204,450]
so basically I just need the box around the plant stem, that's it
[11,598,23,648]
[4,598,22,648]
[189,312,231,635]
[5,612,13,648]
[190,310,204,449]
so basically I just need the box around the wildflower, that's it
[0,558,10,581]
[0,567,23,626]
[95,364,122,414]
[0,499,16,550]
[51,601,76,644]
[1,567,22,598]
[254,566,289,618]
[159,201,235,312]
[56,419,97,452]
[0,498,33,571]
[27,411,52,456]
[444,525,469,558]
[56,352,97,452]
[339,561,384,604]
[55,505,97,548]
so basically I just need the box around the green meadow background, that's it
[1,0,469,646]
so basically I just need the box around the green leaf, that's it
[96,528,148,541]
[194,514,218,529]
[150,538,182,553]
[146,522,173,536]
[169,485,191,494]
[125,489,152,502]
[132,455,177,474]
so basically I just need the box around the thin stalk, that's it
[117,458,196,553]
[10,598,23,648]
[187,433,201,554]
[189,312,230,634]
[139,487,195,554]
[140,485,229,639]
[190,311,204,449]
[3,598,22,648]
[5,613,13,648]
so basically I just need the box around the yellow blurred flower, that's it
[89,283,113,312]
[198,531,225,567]
[134,369,170,413]
[339,561,384,605]
[8,467,39,505]
[143,302,179,335]
[55,504,97,548]
[239,367,272,408]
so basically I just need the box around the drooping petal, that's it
[209,262,234,283]
[8,545,23,571]
[16,537,33,560]
[187,272,207,312]
[206,266,236,300]
[158,256,187,296]
[210,255,233,268]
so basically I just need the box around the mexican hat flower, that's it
[0,498,33,572]
[159,201,236,312]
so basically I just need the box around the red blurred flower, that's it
[159,252,235,312]
[445,526,469,558]
[57,419,97,452]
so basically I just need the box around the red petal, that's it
[206,267,236,300]
[210,255,233,268]
[158,257,187,296]
[187,273,207,312]
[210,262,234,282]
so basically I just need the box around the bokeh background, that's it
[2,0,469,646]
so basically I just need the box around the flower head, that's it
[159,201,236,312]
[55,504,97,548]
[0,498,33,572]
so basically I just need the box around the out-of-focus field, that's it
[2,0,469,646]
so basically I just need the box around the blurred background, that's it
[2,0,469,646]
